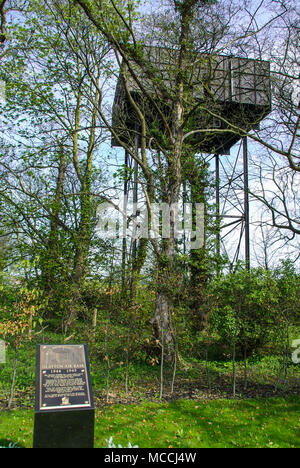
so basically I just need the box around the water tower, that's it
[111,47,271,268]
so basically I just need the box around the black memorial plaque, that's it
[33,344,95,448]
[37,345,92,411]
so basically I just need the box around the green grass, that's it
[1,396,299,448]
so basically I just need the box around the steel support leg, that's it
[243,137,250,269]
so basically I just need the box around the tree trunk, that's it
[151,291,174,359]
[42,149,67,295]
[187,159,210,330]
[151,211,179,361]
[8,346,18,410]
[73,175,93,284]
[73,74,99,287]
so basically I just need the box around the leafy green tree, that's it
[0,0,112,323]
[209,266,280,357]
[0,286,45,408]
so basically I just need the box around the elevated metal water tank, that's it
[112,47,271,154]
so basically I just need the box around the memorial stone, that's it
[33,344,94,448]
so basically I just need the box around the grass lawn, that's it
[0,396,299,448]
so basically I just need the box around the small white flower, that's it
[105,437,138,448]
